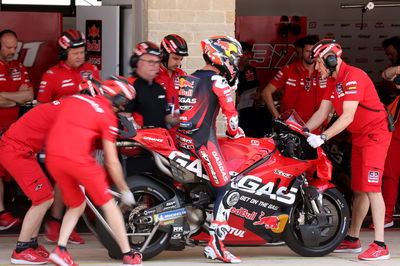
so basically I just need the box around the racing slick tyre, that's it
[283,187,350,256]
[95,175,174,260]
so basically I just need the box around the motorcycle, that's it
[83,110,350,260]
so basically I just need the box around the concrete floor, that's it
[0,229,398,266]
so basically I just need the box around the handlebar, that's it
[286,139,296,158]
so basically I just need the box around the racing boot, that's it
[204,220,241,263]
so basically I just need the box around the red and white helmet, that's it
[201,36,242,86]
[58,29,86,49]
[102,75,135,100]
[129,41,161,69]
[161,34,188,56]
[311,39,342,59]
[78,78,103,97]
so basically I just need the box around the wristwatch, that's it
[320,133,328,142]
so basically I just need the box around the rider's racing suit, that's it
[176,70,244,262]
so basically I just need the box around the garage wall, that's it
[236,0,400,20]
[146,0,235,74]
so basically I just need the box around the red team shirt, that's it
[1,100,62,152]
[323,62,387,136]
[46,95,118,163]
[324,62,391,192]
[0,59,31,130]
[155,64,186,143]
[37,61,100,102]
[155,64,186,112]
[270,61,327,122]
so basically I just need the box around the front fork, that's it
[300,178,324,215]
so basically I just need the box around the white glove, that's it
[121,190,136,206]
[307,133,325,148]
[227,127,245,139]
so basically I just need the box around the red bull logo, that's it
[178,77,194,88]
[253,215,280,230]
[179,88,193,97]
[252,212,289,233]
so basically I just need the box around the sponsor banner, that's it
[85,20,102,70]
[0,11,62,94]
[308,20,399,84]
[236,16,307,89]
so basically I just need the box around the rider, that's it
[156,34,189,141]
[176,36,244,263]
[45,76,142,266]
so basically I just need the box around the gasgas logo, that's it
[168,151,209,180]
[233,175,297,205]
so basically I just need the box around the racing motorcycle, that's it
[83,110,350,260]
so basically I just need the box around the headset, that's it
[129,54,139,69]
[324,54,338,72]
[0,29,18,50]
[58,49,68,61]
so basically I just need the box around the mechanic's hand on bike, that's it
[121,190,136,206]
[227,127,245,139]
[307,133,325,148]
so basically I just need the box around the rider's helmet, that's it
[58,29,86,60]
[201,36,243,86]
[129,41,161,69]
[161,34,189,63]
[101,75,136,108]
[78,78,103,97]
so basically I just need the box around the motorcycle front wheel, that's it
[283,187,350,257]
[96,175,174,260]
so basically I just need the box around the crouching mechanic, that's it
[0,80,101,265]
[176,36,244,263]
[45,76,142,266]
[305,39,391,261]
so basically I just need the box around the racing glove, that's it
[307,133,325,148]
[121,190,136,206]
[226,127,245,139]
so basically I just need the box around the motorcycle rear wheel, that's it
[283,187,350,257]
[96,175,173,260]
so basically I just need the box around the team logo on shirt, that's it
[9,68,21,80]
[368,171,380,183]
[336,83,345,98]
[179,88,193,97]
[81,70,93,80]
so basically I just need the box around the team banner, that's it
[308,20,399,84]
[0,11,62,93]
[236,16,307,89]
[85,20,102,70]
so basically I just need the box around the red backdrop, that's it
[0,11,62,94]
[236,16,307,89]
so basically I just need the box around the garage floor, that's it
[0,229,398,265]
